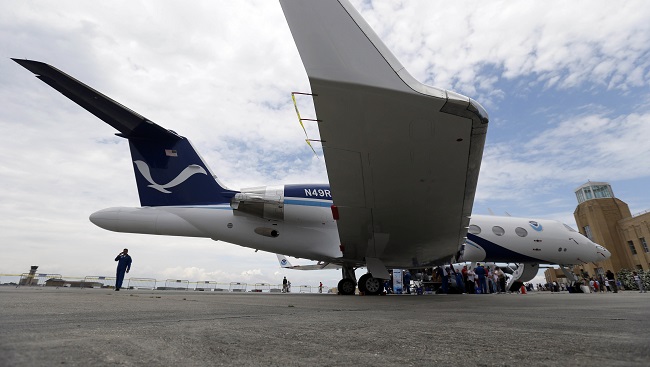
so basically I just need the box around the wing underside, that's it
[281,0,488,268]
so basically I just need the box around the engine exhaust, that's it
[254,227,279,238]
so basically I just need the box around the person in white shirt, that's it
[466,268,476,294]
[633,272,646,293]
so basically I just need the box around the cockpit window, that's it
[563,224,577,232]
[469,225,481,235]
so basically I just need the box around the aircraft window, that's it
[492,226,505,236]
[469,225,481,235]
[515,227,528,237]
[563,224,577,232]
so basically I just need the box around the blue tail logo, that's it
[133,160,207,194]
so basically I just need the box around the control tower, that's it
[573,181,649,276]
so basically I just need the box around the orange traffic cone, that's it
[520,285,527,294]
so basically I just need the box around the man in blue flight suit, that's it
[114,248,132,291]
[403,270,412,294]
[474,263,488,294]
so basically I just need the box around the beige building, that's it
[572,181,650,277]
[544,268,565,284]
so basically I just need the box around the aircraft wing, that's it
[281,0,488,269]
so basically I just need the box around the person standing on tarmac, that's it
[605,270,618,293]
[114,249,132,291]
[475,263,488,294]
[633,272,646,293]
[282,276,288,293]
[466,267,476,294]
[495,266,506,294]
[403,270,412,294]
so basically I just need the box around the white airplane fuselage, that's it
[90,184,609,268]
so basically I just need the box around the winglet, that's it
[11,58,179,141]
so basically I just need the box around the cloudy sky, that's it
[2,0,649,288]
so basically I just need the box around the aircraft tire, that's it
[359,273,382,295]
[337,278,356,295]
[357,274,370,294]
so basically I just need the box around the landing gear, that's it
[506,263,539,291]
[358,273,383,295]
[337,278,356,295]
[336,265,386,296]
[337,265,358,295]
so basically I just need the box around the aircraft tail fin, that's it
[276,254,340,270]
[12,58,236,206]
[128,137,236,206]
[277,254,293,268]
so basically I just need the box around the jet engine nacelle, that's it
[231,186,284,221]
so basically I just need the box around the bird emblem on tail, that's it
[133,160,207,193]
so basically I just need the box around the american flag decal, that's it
[165,149,178,157]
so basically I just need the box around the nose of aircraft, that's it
[595,243,611,260]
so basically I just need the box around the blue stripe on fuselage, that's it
[284,199,332,207]
[467,233,544,263]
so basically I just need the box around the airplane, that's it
[277,254,341,271]
[12,0,608,296]
[277,215,612,291]
[456,215,611,289]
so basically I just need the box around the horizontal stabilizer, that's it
[12,58,179,141]
[276,254,340,270]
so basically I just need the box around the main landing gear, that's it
[337,265,357,295]
[358,273,383,295]
[337,265,384,296]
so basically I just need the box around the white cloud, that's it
[477,110,650,204]
[352,0,650,104]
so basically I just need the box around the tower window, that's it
[628,240,638,255]
[641,237,649,253]
[583,225,593,241]
[592,184,613,199]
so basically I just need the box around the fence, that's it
[194,280,220,291]
[128,278,157,290]
[161,279,189,290]
[1,273,331,293]
[229,282,247,292]
[0,274,22,286]
[82,276,116,289]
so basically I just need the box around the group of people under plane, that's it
[385,263,513,295]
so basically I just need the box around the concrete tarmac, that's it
[0,287,648,367]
